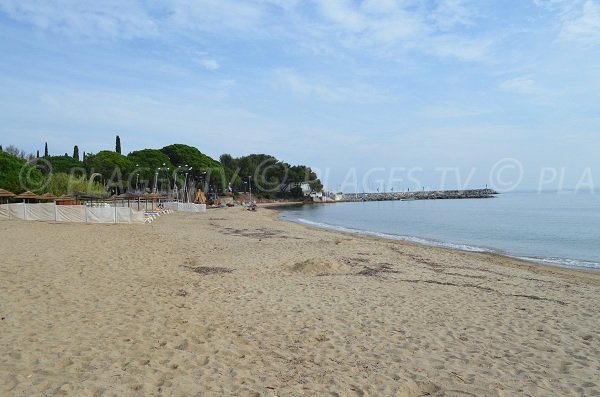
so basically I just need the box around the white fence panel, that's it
[0,203,150,224]
[25,202,56,221]
[0,205,9,220]
[86,207,115,224]
[131,209,145,224]
[116,207,132,224]
[56,205,86,223]
[9,203,25,220]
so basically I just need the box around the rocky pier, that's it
[340,188,497,202]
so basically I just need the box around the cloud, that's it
[499,77,541,95]
[198,58,220,71]
[0,0,157,40]
[559,0,600,45]
[533,0,600,46]
[275,69,388,103]
[164,0,266,34]
[428,0,479,29]
[423,103,494,119]
[0,0,493,62]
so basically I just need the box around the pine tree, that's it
[115,135,121,154]
[73,145,80,161]
[44,142,48,157]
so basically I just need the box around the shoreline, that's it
[2,209,600,395]
[266,208,600,284]
[273,203,600,274]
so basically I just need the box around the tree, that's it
[73,145,79,161]
[83,151,86,162]
[40,155,85,176]
[0,145,3,151]
[44,142,48,157]
[161,144,221,169]
[36,150,39,158]
[115,135,121,154]
[4,145,27,159]
[219,153,322,198]
[161,144,223,190]
[85,150,133,193]
[127,149,175,190]
[46,173,105,196]
[0,151,45,193]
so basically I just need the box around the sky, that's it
[0,0,599,192]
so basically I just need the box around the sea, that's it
[279,191,600,271]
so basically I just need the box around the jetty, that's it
[338,188,497,202]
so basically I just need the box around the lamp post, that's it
[135,164,139,193]
[172,167,179,201]
[153,171,159,193]
[183,165,192,203]
[248,176,252,203]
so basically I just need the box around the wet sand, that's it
[1,208,599,396]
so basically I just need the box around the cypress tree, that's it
[115,135,121,154]
[73,145,80,161]
[44,142,48,157]
[36,150,39,158]
[83,151,86,162]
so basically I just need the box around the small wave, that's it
[293,217,491,253]
[291,217,600,271]
[513,256,600,270]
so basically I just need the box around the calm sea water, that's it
[279,192,600,270]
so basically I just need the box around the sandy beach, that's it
[1,207,599,396]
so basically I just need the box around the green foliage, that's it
[46,173,105,196]
[0,151,45,193]
[73,145,79,161]
[127,149,175,189]
[161,144,224,190]
[40,155,85,176]
[220,153,322,198]
[85,150,133,191]
[161,144,221,169]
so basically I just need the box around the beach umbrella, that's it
[144,192,164,211]
[0,188,15,204]
[16,191,41,203]
[39,192,58,201]
[55,194,74,205]
[117,192,140,208]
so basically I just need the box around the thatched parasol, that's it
[16,191,41,202]
[0,188,15,197]
[39,192,58,201]
[143,192,165,211]
[117,192,141,209]
[118,192,141,199]
[144,192,165,200]
[0,188,15,204]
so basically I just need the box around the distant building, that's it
[300,182,311,196]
